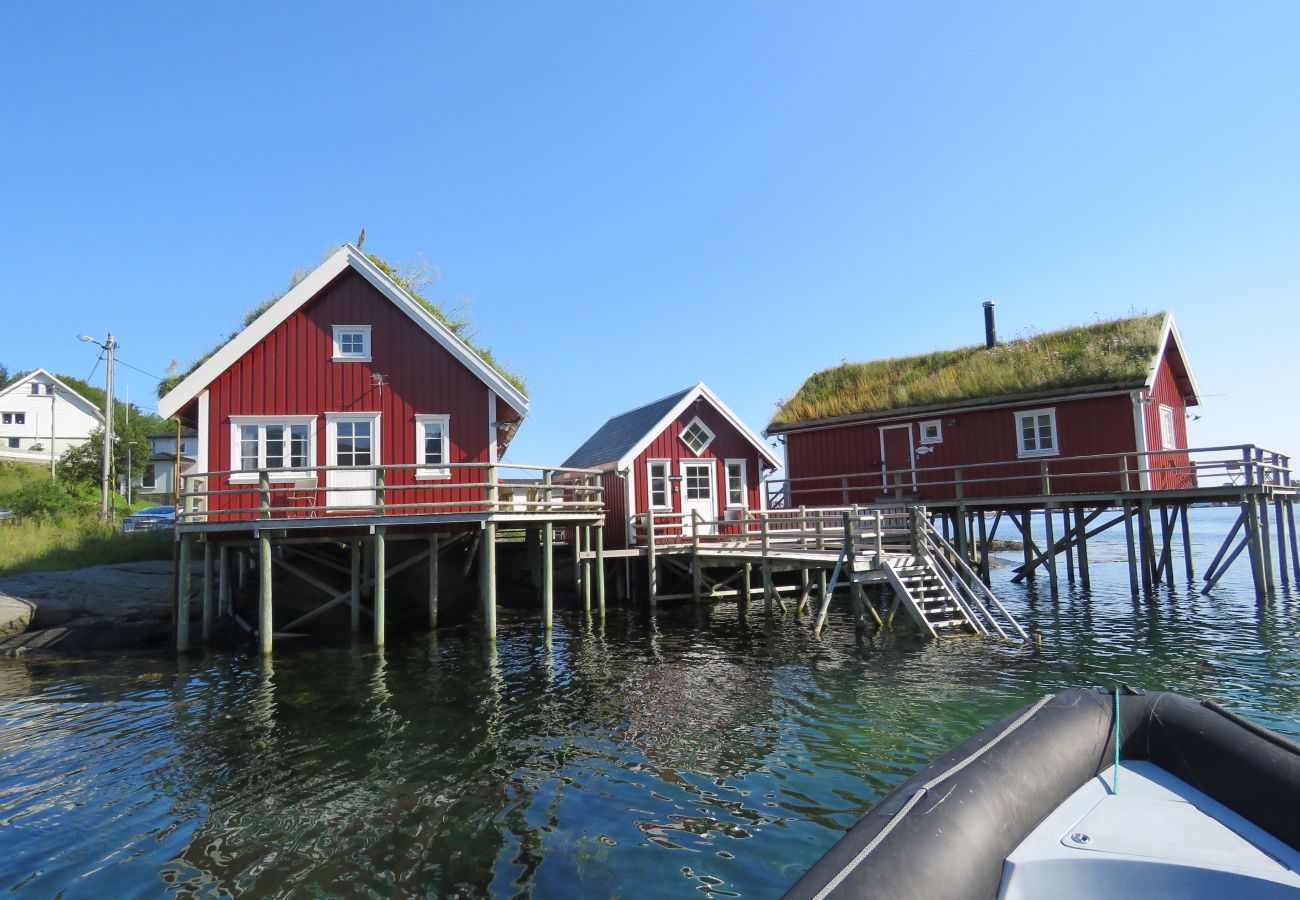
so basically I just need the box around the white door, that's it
[680,461,716,536]
[879,423,916,495]
[326,415,380,510]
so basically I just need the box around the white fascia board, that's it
[615,383,782,472]
[159,244,529,419]
[2,369,105,423]
[1145,314,1202,406]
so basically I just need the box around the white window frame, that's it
[1014,407,1059,458]
[331,325,372,362]
[1159,404,1177,451]
[647,459,671,509]
[228,415,318,483]
[919,419,943,445]
[30,383,44,395]
[415,414,451,480]
[725,459,748,509]
[679,416,716,456]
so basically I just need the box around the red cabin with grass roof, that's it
[767,311,1202,506]
[158,243,529,522]
[562,383,783,547]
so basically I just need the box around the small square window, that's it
[679,417,715,455]
[1159,405,1177,451]
[919,420,942,444]
[6,437,18,449]
[416,415,451,479]
[1014,407,1059,458]
[332,325,372,361]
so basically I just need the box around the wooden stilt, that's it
[374,527,386,648]
[349,540,361,633]
[258,533,272,656]
[218,545,231,618]
[572,525,583,598]
[201,542,214,643]
[1074,507,1091,590]
[428,532,440,628]
[1257,496,1275,593]
[236,548,247,590]
[797,569,812,614]
[954,508,968,565]
[177,534,192,653]
[817,568,827,607]
[1043,504,1059,597]
[1273,498,1288,587]
[1244,499,1265,598]
[1160,507,1175,588]
[1287,498,1300,583]
[691,512,703,603]
[1202,509,1245,587]
[1060,508,1073,582]
[1180,503,1194,583]
[582,526,593,614]
[1123,503,1139,596]
[646,513,658,604]
[542,521,554,630]
[1138,501,1155,595]
[594,523,606,615]
[977,511,990,583]
[481,522,497,635]
[1020,508,1035,578]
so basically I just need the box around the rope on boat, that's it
[811,692,1058,900]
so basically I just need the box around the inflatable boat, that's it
[785,687,1300,899]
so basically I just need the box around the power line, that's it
[114,357,163,381]
[86,349,104,385]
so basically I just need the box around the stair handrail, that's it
[918,518,1028,641]
[917,532,995,637]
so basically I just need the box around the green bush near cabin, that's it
[157,245,526,399]
[771,313,1166,427]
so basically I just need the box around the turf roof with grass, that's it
[769,313,1168,430]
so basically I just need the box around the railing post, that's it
[259,470,270,520]
[841,476,850,505]
[691,510,703,601]
[487,463,498,512]
[911,506,925,557]
[543,469,553,510]
[874,509,883,568]
[1040,462,1051,496]
[1243,446,1255,486]
[1121,457,1131,492]
[799,505,807,549]
[954,467,964,501]
[375,465,386,514]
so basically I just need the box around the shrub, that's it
[3,479,86,520]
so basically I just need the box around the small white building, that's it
[0,369,104,466]
[140,429,197,500]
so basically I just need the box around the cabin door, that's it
[326,414,380,510]
[879,424,916,495]
[680,461,716,536]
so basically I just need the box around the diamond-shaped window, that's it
[679,417,715,455]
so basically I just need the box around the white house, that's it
[0,369,104,466]
[140,428,197,500]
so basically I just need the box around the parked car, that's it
[122,505,176,533]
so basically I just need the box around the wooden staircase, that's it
[883,557,978,638]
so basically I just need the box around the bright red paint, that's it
[177,268,522,521]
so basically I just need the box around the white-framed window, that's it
[679,416,715,456]
[1159,404,1177,450]
[1014,407,1058,458]
[647,459,670,509]
[331,325,372,361]
[919,419,943,444]
[141,465,156,490]
[229,415,317,482]
[30,383,46,395]
[415,414,451,479]
[725,459,748,508]
[5,437,18,449]
[1,412,23,425]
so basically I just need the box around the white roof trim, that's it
[158,244,528,419]
[616,383,782,471]
[1145,313,1202,406]
[0,368,105,422]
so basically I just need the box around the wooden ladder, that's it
[882,556,979,639]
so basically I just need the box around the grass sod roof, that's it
[770,313,1167,429]
[157,249,526,400]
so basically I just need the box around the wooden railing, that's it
[177,462,604,525]
[631,505,911,556]
[766,443,1294,508]
[912,508,1027,641]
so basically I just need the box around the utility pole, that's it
[125,441,136,506]
[80,332,117,521]
[49,385,56,481]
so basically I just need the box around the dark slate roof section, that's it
[562,387,694,469]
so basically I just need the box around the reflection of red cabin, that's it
[562,383,782,546]
[770,314,1202,505]
[158,244,529,521]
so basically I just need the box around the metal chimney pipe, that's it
[982,300,997,348]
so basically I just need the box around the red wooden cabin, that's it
[769,312,1203,506]
[158,244,530,522]
[562,383,782,546]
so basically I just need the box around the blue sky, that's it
[2,2,1297,466]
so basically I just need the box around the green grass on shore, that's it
[0,518,172,578]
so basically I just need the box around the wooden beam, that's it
[202,542,214,643]
[543,521,554,631]
[177,534,192,653]
[595,523,606,616]
[1181,503,1194,583]
[1074,506,1090,590]
[218,545,231,618]
[482,523,497,636]
[350,540,361,633]
[428,532,440,628]
[374,527,386,647]
[258,533,272,656]
[1123,503,1139,596]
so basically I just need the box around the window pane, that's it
[288,425,309,467]
[240,425,259,469]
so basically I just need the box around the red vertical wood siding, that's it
[1142,339,1193,490]
[625,400,769,542]
[601,470,628,547]
[785,392,1144,506]
[197,268,509,519]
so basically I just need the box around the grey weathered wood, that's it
[691,511,703,602]
[1137,501,1155,595]
[1043,505,1059,596]
[1020,507,1035,577]
[374,526,386,647]
[977,510,990,583]
[741,563,751,610]
[428,532,440,628]
[1073,506,1090,590]
[594,522,606,615]
[1062,508,1074,582]
[1243,498,1265,598]
[177,534,192,653]
[1272,498,1288,587]
[218,545,231,618]
[543,520,554,630]
[1181,503,1194,583]
[258,533,272,656]
[1257,495,1275,593]
[1288,498,1300,583]
[350,540,361,633]
[202,542,214,643]
[481,522,497,635]
[1123,504,1139,596]
[646,512,658,603]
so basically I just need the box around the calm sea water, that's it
[0,506,1296,897]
